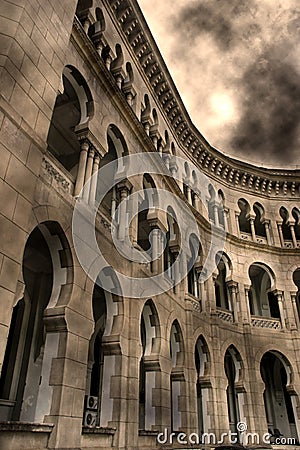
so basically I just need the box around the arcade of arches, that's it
[0,0,300,449]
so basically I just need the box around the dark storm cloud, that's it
[139,0,300,166]
[173,0,258,51]
[171,0,300,165]
[231,52,300,164]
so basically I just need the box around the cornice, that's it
[105,0,300,198]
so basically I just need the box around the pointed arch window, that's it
[83,285,107,427]
[261,352,299,443]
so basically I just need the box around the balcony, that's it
[216,307,233,323]
[41,152,74,195]
[240,232,267,245]
[251,316,281,329]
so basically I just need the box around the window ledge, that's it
[0,421,54,433]
[138,429,159,436]
[82,426,116,434]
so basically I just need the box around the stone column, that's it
[274,290,286,329]
[208,274,218,314]
[171,249,180,294]
[150,133,158,149]
[163,154,171,170]
[89,152,100,206]
[213,203,219,227]
[289,222,297,248]
[277,222,284,247]
[144,121,150,135]
[235,212,241,237]
[227,281,239,323]
[150,227,160,274]
[117,180,132,241]
[83,147,94,202]
[223,207,229,232]
[197,267,207,311]
[193,193,200,212]
[105,53,112,70]
[263,220,272,245]
[244,286,252,324]
[148,218,166,275]
[249,216,256,242]
[290,291,299,330]
[157,140,163,154]
[111,187,117,220]
[74,140,89,197]
[186,186,192,205]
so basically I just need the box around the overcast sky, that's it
[138,0,300,168]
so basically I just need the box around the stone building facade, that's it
[0,0,300,449]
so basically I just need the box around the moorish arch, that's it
[260,350,300,442]
[214,252,233,311]
[97,124,130,225]
[47,65,94,176]
[195,335,211,436]
[83,266,124,428]
[248,262,279,319]
[292,268,300,321]
[187,233,202,299]
[0,221,73,423]
[170,320,185,431]
[164,206,180,282]
[137,174,158,252]
[139,299,161,430]
[224,345,246,435]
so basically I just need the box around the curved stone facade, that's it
[0,1,299,449]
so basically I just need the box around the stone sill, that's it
[82,426,116,435]
[139,429,159,436]
[0,421,54,433]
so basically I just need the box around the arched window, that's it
[139,314,146,429]
[237,198,251,234]
[139,301,160,430]
[261,352,299,443]
[88,7,106,48]
[187,234,201,298]
[164,208,179,281]
[218,190,226,228]
[76,0,93,30]
[98,125,128,217]
[150,109,159,145]
[170,321,184,432]
[122,62,135,106]
[47,66,93,175]
[293,268,300,321]
[141,94,151,129]
[0,223,71,422]
[195,337,210,436]
[215,256,230,310]
[248,264,279,318]
[83,285,106,427]
[110,44,124,85]
[280,207,292,242]
[225,347,244,435]
[183,162,191,201]
[76,0,93,17]
[137,174,157,252]
[207,184,216,222]
[253,202,266,237]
